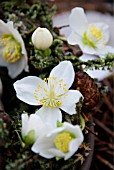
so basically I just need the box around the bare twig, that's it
[96,155,114,170]
[94,118,114,138]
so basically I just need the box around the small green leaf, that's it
[80,115,85,130]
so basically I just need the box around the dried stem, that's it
[96,155,114,170]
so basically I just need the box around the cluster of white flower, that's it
[0,6,114,161]
[14,60,84,160]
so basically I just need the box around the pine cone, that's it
[73,71,100,110]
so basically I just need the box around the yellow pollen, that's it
[54,132,73,153]
[90,25,103,39]
[34,76,68,107]
[0,34,22,63]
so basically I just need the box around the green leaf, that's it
[80,115,85,130]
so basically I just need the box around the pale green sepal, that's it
[56,156,63,161]
[44,48,51,56]
[23,130,35,145]
[57,121,63,127]
[80,115,85,130]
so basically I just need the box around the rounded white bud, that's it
[32,27,53,50]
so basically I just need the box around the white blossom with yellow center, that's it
[67,7,114,56]
[14,61,83,126]
[0,20,28,78]
[32,122,84,160]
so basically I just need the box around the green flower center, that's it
[82,32,97,48]
[54,131,74,153]
[0,34,22,63]
[82,24,103,48]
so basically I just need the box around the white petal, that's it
[73,125,84,140]
[62,122,78,135]
[0,20,10,36]
[65,139,82,160]
[69,7,88,36]
[49,148,65,158]
[32,135,55,159]
[67,32,82,45]
[81,44,98,55]
[6,55,28,78]
[103,45,114,55]
[64,124,84,160]
[80,54,98,61]
[0,58,9,67]
[27,114,44,139]
[94,44,109,55]
[21,113,29,136]
[60,90,83,115]
[6,21,27,56]
[84,68,114,81]
[13,76,47,105]
[47,126,65,137]
[35,106,62,127]
[49,61,75,90]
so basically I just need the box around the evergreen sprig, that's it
[73,53,114,71]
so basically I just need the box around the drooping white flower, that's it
[21,113,51,145]
[14,61,83,126]
[32,122,84,160]
[67,7,114,56]
[32,27,53,50]
[0,20,28,78]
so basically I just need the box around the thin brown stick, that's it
[85,126,98,136]
[102,94,114,114]
[95,137,114,150]
[105,150,114,157]
[96,154,114,170]
[102,111,108,124]
[94,118,114,138]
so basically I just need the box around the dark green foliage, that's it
[29,39,64,77]
[0,0,56,38]
[74,53,114,71]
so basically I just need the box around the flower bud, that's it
[32,27,53,50]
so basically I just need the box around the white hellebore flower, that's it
[0,20,28,78]
[21,113,47,145]
[32,27,53,50]
[14,61,83,127]
[32,122,84,160]
[67,7,114,56]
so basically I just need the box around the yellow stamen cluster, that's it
[90,24,103,40]
[34,76,68,107]
[54,132,73,153]
[0,34,22,63]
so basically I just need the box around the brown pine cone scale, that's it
[73,71,100,110]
